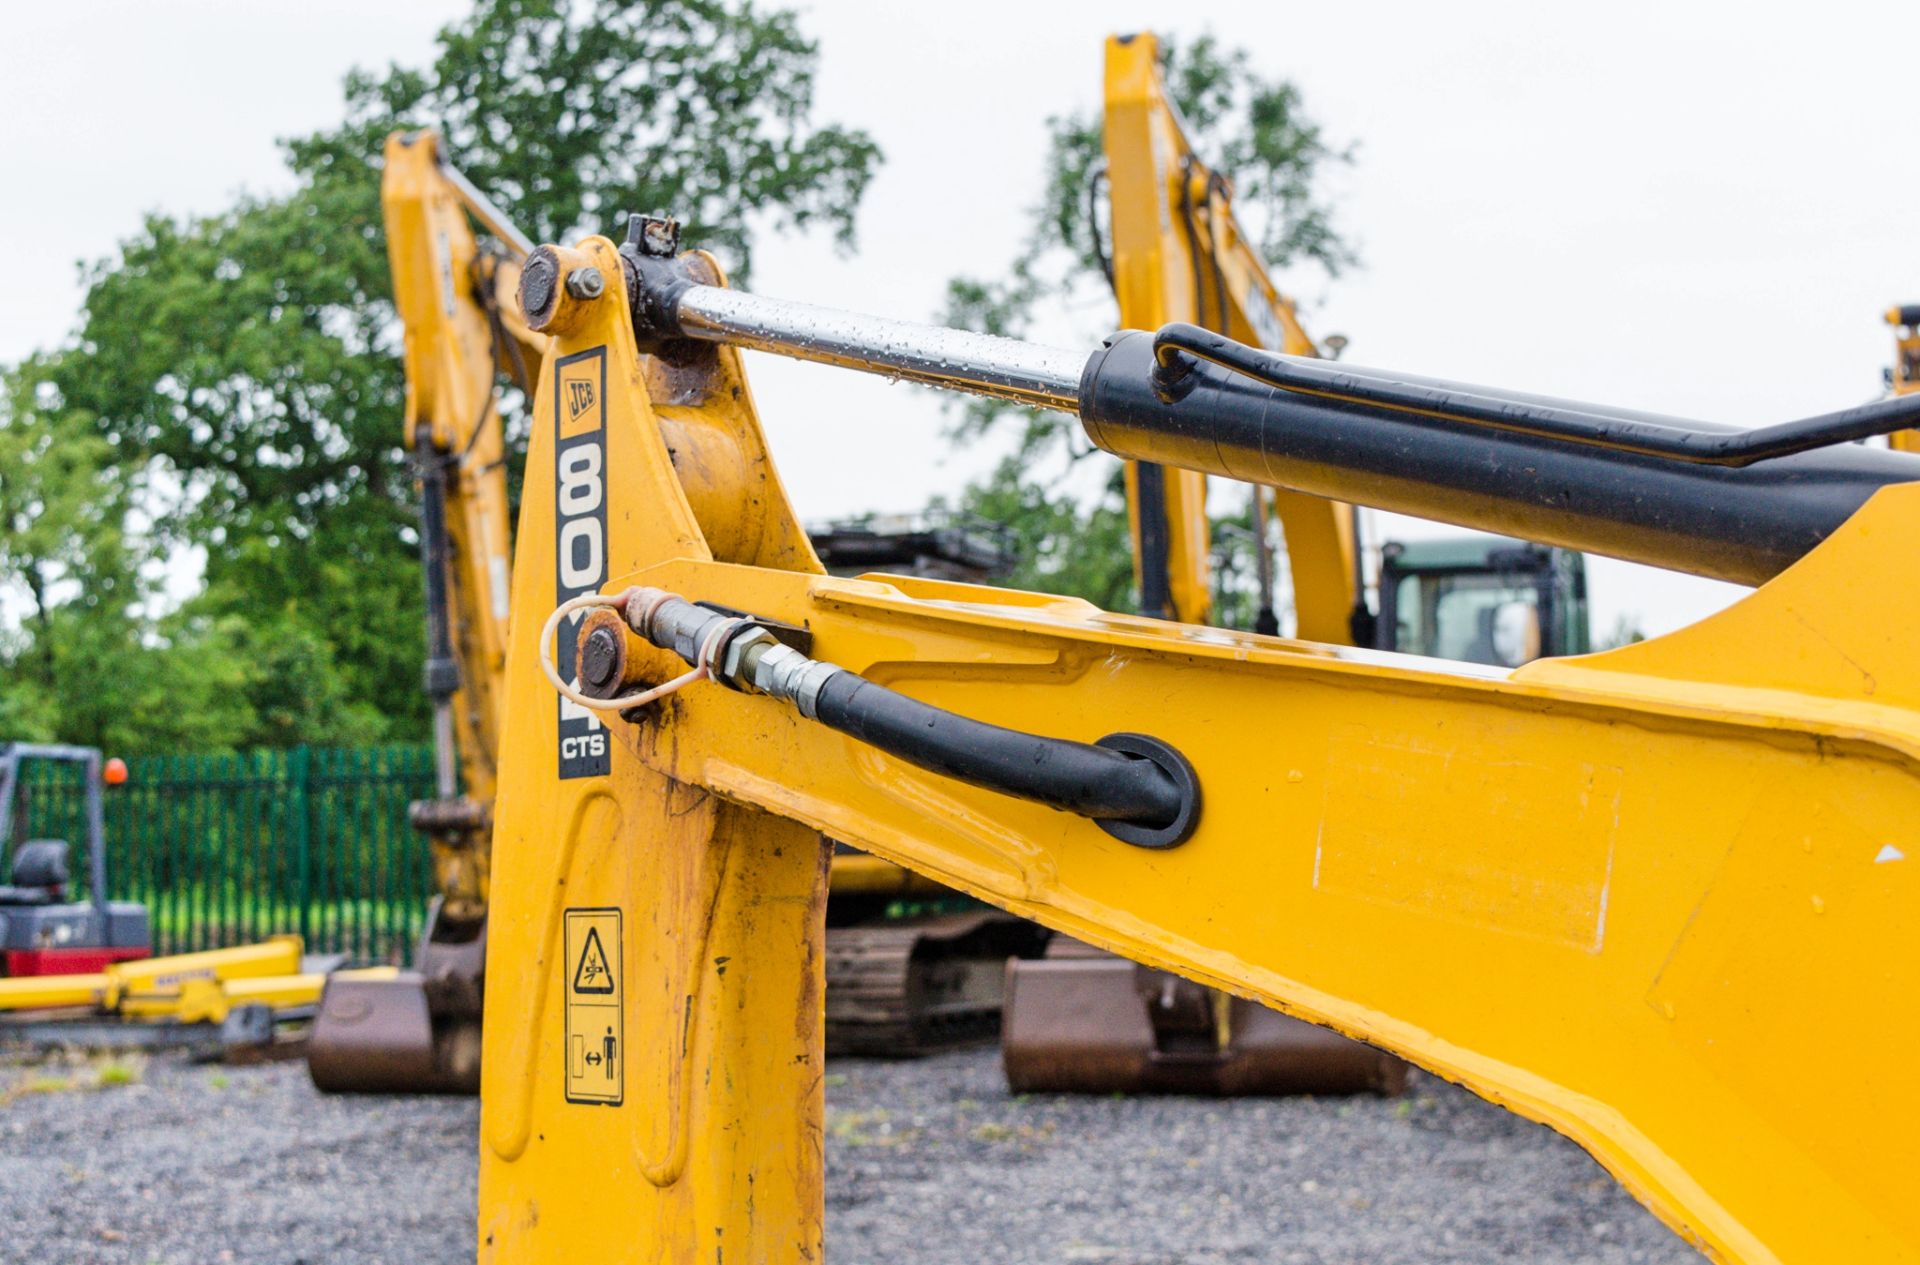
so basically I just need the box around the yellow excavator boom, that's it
[460,198,1920,1261]
[321,133,1036,1087]
[307,132,551,1094]
[1103,33,1356,639]
[384,128,546,916]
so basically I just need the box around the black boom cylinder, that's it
[1078,330,1920,587]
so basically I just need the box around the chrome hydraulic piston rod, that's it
[672,283,1083,413]
[535,216,1920,588]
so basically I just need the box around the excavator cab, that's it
[1375,534,1590,664]
[1888,303,1920,398]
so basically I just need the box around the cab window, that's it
[1395,572,1542,666]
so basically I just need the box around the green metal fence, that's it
[12,745,435,964]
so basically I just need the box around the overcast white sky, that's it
[5,1,1918,639]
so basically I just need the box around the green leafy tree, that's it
[938,36,1354,615]
[0,357,140,741]
[0,358,138,652]
[24,0,879,752]
[295,0,880,276]
[0,358,266,753]
[1596,614,1648,651]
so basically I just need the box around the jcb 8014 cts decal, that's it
[553,347,610,780]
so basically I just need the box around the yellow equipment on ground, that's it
[458,116,1920,1258]
[0,937,305,1014]
[0,936,397,1029]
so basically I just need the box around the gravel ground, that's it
[0,1047,1698,1265]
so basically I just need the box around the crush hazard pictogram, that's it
[563,907,622,1105]
[572,927,614,994]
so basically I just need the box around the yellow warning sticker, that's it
[563,907,622,1106]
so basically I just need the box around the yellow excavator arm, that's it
[307,132,550,1094]
[1102,33,1356,640]
[384,129,547,884]
[465,201,1920,1261]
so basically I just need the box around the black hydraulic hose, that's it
[1134,460,1176,620]
[809,672,1185,830]
[1149,324,1920,467]
[1088,164,1115,294]
[610,591,1203,848]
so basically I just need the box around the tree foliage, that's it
[937,36,1354,616]
[298,0,879,278]
[2,0,878,754]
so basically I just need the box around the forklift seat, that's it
[0,839,69,903]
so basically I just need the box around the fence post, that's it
[291,745,312,947]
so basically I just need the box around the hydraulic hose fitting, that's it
[606,586,1202,847]
[736,638,840,719]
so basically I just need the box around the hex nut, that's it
[718,626,775,685]
[565,266,606,300]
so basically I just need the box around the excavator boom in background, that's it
[307,132,547,1093]
[1002,33,1591,1097]
[1102,32,1353,638]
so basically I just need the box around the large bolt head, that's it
[580,625,623,691]
[518,247,561,330]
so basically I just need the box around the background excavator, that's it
[307,132,544,1092]
[1000,33,1589,1095]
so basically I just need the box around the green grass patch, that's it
[95,1061,139,1088]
